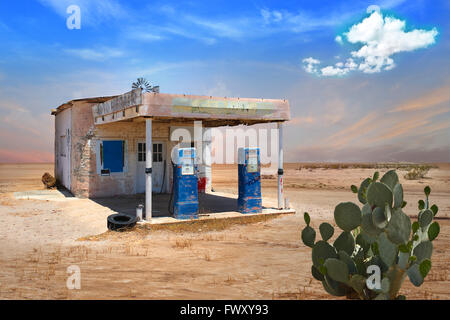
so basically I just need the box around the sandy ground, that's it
[0,163,449,299]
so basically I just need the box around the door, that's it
[59,128,71,189]
[136,141,166,193]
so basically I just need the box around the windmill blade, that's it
[132,77,152,92]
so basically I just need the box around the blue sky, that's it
[0,0,448,162]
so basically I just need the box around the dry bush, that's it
[296,162,438,171]
[224,275,237,284]
[172,238,193,249]
[203,252,212,261]
[404,165,432,180]
[261,174,276,179]
[64,245,90,261]
[124,243,149,256]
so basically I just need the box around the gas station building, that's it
[52,89,291,221]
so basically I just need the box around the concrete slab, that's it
[14,189,76,201]
[143,207,295,225]
[90,190,295,224]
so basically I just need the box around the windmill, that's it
[132,77,153,92]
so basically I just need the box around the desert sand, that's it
[0,163,448,299]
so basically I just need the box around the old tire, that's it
[107,214,137,231]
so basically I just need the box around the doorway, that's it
[136,141,166,193]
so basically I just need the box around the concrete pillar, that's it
[277,122,284,209]
[145,118,152,221]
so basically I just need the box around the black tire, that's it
[107,214,137,231]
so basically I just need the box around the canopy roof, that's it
[91,89,290,127]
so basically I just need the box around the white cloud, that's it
[272,11,283,22]
[126,30,165,42]
[347,11,438,73]
[321,65,349,76]
[335,35,343,44]
[185,15,244,39]
[304,57,357,76]
[302,57,320,74]
[302,10,438,76]
[366,5,381,14]
[261,9,283,24]
[344,58,358,70]
[64,47,124,61]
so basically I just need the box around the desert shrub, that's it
[404,165,431,180]
[301,170,440,300]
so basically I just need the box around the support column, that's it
[145,118,152,221]
[277,122,284,209]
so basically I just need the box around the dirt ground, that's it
[0,163,448,300]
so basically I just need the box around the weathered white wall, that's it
[67,101,212,198]
[72,115,171,197]
[54,108,72,189]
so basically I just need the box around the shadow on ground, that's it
[90,192,241,218]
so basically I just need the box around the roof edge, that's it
[52,95,119,116]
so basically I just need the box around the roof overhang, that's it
[51,95,119,115]
[91,89,290,127]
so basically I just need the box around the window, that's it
[100,140,125,173]
[153,143,163,162]
[137,143,163,162]
[138,142,146,162]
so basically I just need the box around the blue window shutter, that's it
[103,140,124,172]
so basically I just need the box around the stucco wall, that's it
[54,107,72,189]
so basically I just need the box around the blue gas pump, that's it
[238,147,262,213]
[172,147,199,219]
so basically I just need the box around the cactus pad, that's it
[358,178,371,204]
[418,209,433,230]
[324,258,349,283]
[378,233,397,266]
[311,265,324,281]
[413,241,433,264]
[333,231,355,256]
[312,240,338,268]
[386,208,411,245]
[393,183,403,209]
[361,203,382,236]
[380,170,399,191]
[338,251,357,274]
[301,225,316,248]
[319,222,334,241]
[428,221,440,241]
[372,206,388,229]
[334,202,361,232]
[367,182,393,208]
[407,264,424,287]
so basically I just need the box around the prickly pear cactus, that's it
[301,170,440,300]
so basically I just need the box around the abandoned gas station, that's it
[51,88,294,223]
